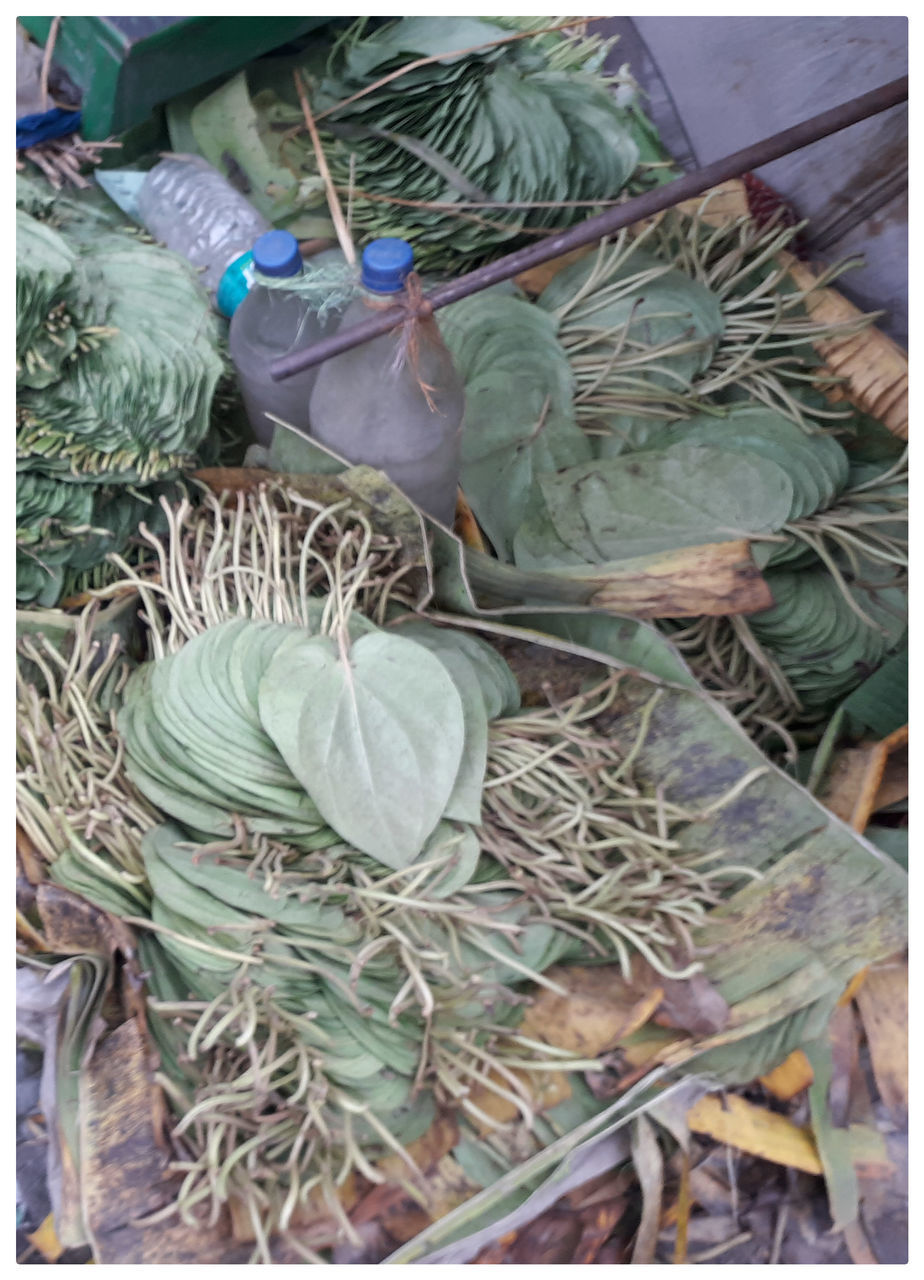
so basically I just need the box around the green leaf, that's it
[864,825,907,871]
[189,70,332,234]
[804,1036,860,1233]
[840,648,908,739]
[391,617,520,719]
[441,292,591,560]
[634,406,849,522]
[401,635,488,824]
[536,445,794,563]
[258,630,467,868]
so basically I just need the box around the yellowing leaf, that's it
[758,1049,814,1102]
[587,538,773,619]
[686,1093,892,1181]
[687,1093,824,1174]
[839,968,869,1006]
[27,1213,65,1263]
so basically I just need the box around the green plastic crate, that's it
[19,16,331,140]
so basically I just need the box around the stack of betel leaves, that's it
[118,613,521,865]
[313,17,641,271]
[192,16,649,273]
[18,481,776,1255]
[438,197,907,749]
[15,174,224,606]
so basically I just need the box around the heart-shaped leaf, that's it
[538,444,794,562]
[258,630,466,868]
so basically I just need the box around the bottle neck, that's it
[360,284,407,311]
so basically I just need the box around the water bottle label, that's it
[216,251,256,318]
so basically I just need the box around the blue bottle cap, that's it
[217,250,255,318]
[253,230,302,277]
[361,238,414,293]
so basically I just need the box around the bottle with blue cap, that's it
[229,230,345,446]
[308,238,464,526]
[136,155,272,317]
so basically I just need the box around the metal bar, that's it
[270,74,908,381]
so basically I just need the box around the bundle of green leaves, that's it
[313,17,640,270]
[18,480,768,1250]
[16,178,224,605]
[537,212,871,441]
[118,614,521,866]
[439,199,905,736]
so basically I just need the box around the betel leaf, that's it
[392,617,521,720]
[537,444,794,563]
[257,630,467,869]
[441,292,591,560]
[386,622,493,823]
[840,647,908,740]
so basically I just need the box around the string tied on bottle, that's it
[389,271,439,413]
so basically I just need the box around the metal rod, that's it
[270,74,907,381]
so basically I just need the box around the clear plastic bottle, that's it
[137,154,271,316]
[308,238,464,526]
[229,231,346,446]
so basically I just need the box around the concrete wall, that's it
[600,17,908,345]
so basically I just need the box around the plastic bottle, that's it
[308,239,464,526]
[229,231,346,446]
[136,154,271,316]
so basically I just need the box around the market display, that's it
[15,14,907,1268]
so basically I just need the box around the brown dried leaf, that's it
[350,1112,470,1243]
[472,1228,519,1263]
[453,488,487,551]
[507,1209,584,1264]
[629,1113,664,1264]
[872,743,908,813]
[514,246,591,296]
[35,882,137,960]
[630,958,730,1036]
[79,1019,253,1263]
[519,964,665,1057]
[827,1003,861,1128]
[564,1168,633,1211]
[587,538,773,619]
[572,1198,630,1264]
[854,955,908,1127]
[35,883,149,1028]
[820,740,890,830]
[783,253,908,439]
